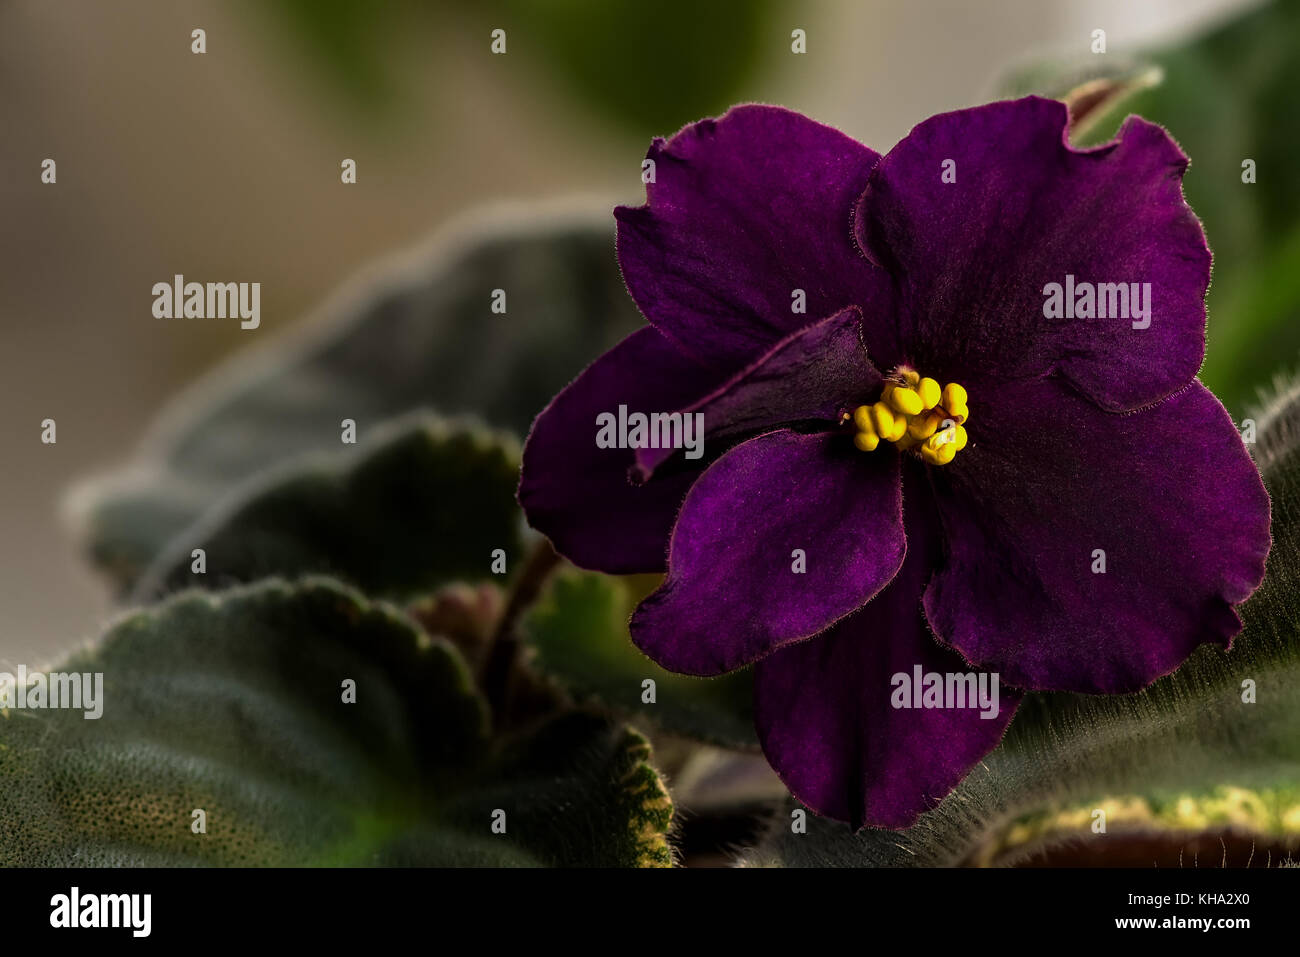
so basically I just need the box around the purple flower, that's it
[518,97,1271,829]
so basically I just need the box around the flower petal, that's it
[518,326,717,574]
[924,378,1270,693]
[854,96,1210,412]
[754,464,1021,830]
[634,306,881,480]
[630,429,905,675]
[617,104,897,375]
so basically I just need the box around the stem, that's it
[481,538,561,718]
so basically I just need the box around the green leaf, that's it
[245,0,775,134]
[129,415,521,603]
[70,205,645,590]
[742,391,1300,868]
[0,577,672,867]
[522,569,757,750]
[438,711,675,868]
[499,0,778,134]
[1000,0,1300,413]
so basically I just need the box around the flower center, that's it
[849,367,969,466]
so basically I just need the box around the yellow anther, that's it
[917,377,941,410]
[931,381,969,424]
[908,409,942,440]
[888,386,923,417]
[852,405,874,434]
[851,372,969,465]
[870,401,895,437]
[853,431,879,452]
[922,429,959,463]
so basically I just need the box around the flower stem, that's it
[481,538,561,720]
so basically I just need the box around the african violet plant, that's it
[520,96,1271,830]
[7,2,1300,869]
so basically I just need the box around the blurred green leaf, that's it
[742,386,1300,867]
[1001,0,1300,413]
[523,570,758,750]
[71,205,645,591]
[500,0,777,134]
[248,0,775,133]
[253,0,401,107]
[129,415,521,603]
[0,578,672,866]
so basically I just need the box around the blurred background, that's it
[0,0,1273,660]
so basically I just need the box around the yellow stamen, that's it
[907,409,942,440]
[918,377,941,410]
[921,441,958,466]
[870,401,895,437]
[888,386,923,417]
[851,372,971,466]
[853,431,879,452]
[852,405,874,434]
[925,428,954,453]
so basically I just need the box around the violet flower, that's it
[518,97,1271,829]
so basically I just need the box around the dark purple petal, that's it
[854,96,1210,412]
[924,378,1270,693]
[631,429,904,675]
[617,104,898,375]
[518,327,717,574]
[634,306,881,480]
[755,463,1021,830]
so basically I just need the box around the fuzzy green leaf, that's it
[0,578,672,867]
[129,415,521,603]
